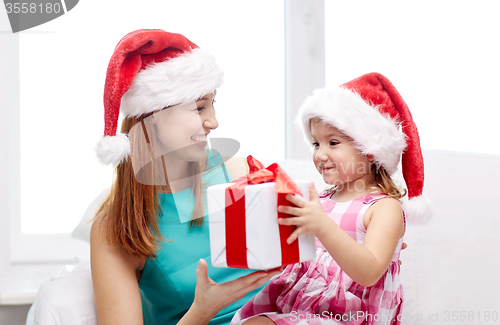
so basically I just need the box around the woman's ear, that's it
[140,120,151,144]
[149,114,161,138]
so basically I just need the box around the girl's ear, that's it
[367,154,375,162]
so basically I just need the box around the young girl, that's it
[90,29,280,325]
[231,73,432,325]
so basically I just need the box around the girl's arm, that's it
[90,215,146,325]
[319,197,403,286]
[278,183,404,287]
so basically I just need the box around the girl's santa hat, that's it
[297,72,432,225]
[96,29,224,166]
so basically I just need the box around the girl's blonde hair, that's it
[367,164,407,201]
[95,114,205,258]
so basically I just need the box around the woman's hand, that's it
[277,182,331,244]
[180,259,281,324]
[398,242,408,265]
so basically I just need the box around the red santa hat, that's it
[297,72,432,224]
[95,29,224,166]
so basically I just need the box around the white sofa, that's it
[29,149,500,325]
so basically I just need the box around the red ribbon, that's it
[225,156,303,268]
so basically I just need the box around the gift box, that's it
[208,156,316,270]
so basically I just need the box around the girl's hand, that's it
[188,259,281,323]
[277,182,331,244]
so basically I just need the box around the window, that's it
[5,0,285,263]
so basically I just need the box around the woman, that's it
[91,29,280,325]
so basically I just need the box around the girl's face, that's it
[152,92,219,163]
[310,119,372,187]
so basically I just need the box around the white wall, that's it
[324,0,500,156]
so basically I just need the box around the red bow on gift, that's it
[225,156,303,269]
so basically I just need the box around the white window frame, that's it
[285,0,325,159]
[0,17,89,264]
[0,11,19,268]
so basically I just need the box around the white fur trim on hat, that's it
[95,133,131,167]
[121,48,224,117]
[403,195,434,225]
[296,86,407,175]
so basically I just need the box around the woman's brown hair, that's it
[95,113,206,258]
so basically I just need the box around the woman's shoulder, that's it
[90,212,112,254]
[221,156,249,180]
[90,209,107,242]
[90,211,146,271]
[204,149,248,181]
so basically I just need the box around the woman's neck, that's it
[156,155,206,193]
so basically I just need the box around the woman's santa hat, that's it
[95,29,224,166]
[297,72,432,224]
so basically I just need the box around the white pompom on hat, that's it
[96,29,224,167]
[297,73,432,224]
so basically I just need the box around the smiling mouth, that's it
[321,166,337,173]
[191,135,207,143]
[191,135,208,148]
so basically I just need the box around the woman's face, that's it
[152,92,219,163]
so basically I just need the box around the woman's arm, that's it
[178,260,279,325]
[90,215,146,325]
[278,184,404,287]
[92,213,279,325]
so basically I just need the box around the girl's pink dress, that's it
[231,192,405,325]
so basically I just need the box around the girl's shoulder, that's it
[362,192,403,217]
[318,190,399,202]
[363,194,405,235]
[361,192,396,205]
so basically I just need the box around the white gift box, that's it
[208,181,316,270]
